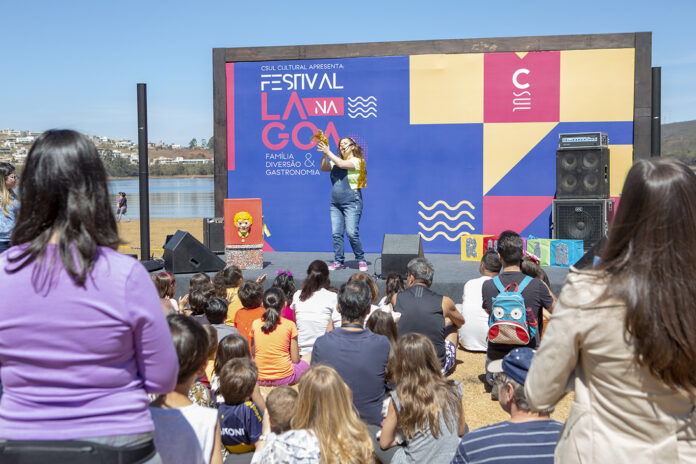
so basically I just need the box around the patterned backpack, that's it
[488,275,538,345]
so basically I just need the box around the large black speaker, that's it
[553,199,615,252]
[203,217,225,253]
[163,230,226,273]
[381,234,424,277]
[556,147,610,199]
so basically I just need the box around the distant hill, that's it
[662,120,696,163]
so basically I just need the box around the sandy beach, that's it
[117,218,573,430]
[116,218,205,259]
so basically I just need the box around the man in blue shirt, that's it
[311,279,390,427]
[450,348,562,464]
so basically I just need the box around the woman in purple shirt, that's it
[0,130,178,462]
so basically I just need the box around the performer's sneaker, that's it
[359,261,368,272]
[328,261,345,271]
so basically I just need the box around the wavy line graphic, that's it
[418,210,475,221]
[418,200,475,211]
[348,113,377,119]
[348,102,377,108]
[419,231,470,242]
[348,108,377,114]
[348,110,377,115]
[347,96,376,103]
[418,221,475,232]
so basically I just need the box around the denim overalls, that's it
[330,164,365,264]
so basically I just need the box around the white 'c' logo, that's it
[512,69,530,89]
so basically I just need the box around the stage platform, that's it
[169,252,570,304]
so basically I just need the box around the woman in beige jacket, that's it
[525,158,696,463]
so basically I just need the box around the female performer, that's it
[318,137,367,272]
[0,130,178,461]
[525,158,696,463]
[0,162,18,253]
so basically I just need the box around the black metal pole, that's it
[651,67,661,157]
[137,83,151,260]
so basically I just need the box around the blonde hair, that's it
[339,137,366,189]
[293,365,374,464]
[392,333,463,439]
[0,163,17,218]
[233,211,253,225]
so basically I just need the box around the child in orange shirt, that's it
[252,288,309,386]
[234,281,266,350]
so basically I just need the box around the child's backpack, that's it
[488,276,538,345]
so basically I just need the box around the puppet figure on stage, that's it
[317,132,368,272]
[234,210,253,243]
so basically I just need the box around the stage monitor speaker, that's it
[556,147,610,199]
[163,230,226,274]
[381,234,424,277]
[203,217,225,254]
[553,199,615,252]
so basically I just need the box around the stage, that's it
[168,251,571,303]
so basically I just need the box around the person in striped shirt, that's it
[450,348,561,464]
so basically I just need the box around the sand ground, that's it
[117,218,573,430]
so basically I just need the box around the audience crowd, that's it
[1,130,695,464]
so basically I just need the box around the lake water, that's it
[108,177,214,219]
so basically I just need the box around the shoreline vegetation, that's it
[102,152,213,178]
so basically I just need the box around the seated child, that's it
[252,288,309,386]
[264,386,298,435]
[271,270,296,322]
[181,272,213,312]
[211,334,266,411]
[188,325,217,407]
[214,266,245,326]
[206,296,240,342]
[150,314,222,464]
[234,281,266,350]
[153,271,180,313]
[190,287,215,325]
[203,325,218,384]
[218,358,264,458]
[249,387,299,464]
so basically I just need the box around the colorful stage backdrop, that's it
[214,34,651,254]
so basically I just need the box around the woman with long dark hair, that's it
[318,137,368,272]
[0,162,18,253]
[0,130,178,462]
[290,260,337,357]
[526,158,696,463]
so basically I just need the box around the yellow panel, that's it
[483,122,557,194]
[461,234,490,261]
[560,49,635,121]
[410,54,484,124]
[609,144,633,196]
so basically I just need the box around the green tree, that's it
[188,138,197,149]
[102,152,138,177]
[206,136,214,151]
[200,138,206,149]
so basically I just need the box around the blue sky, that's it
[1,0,694,145]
